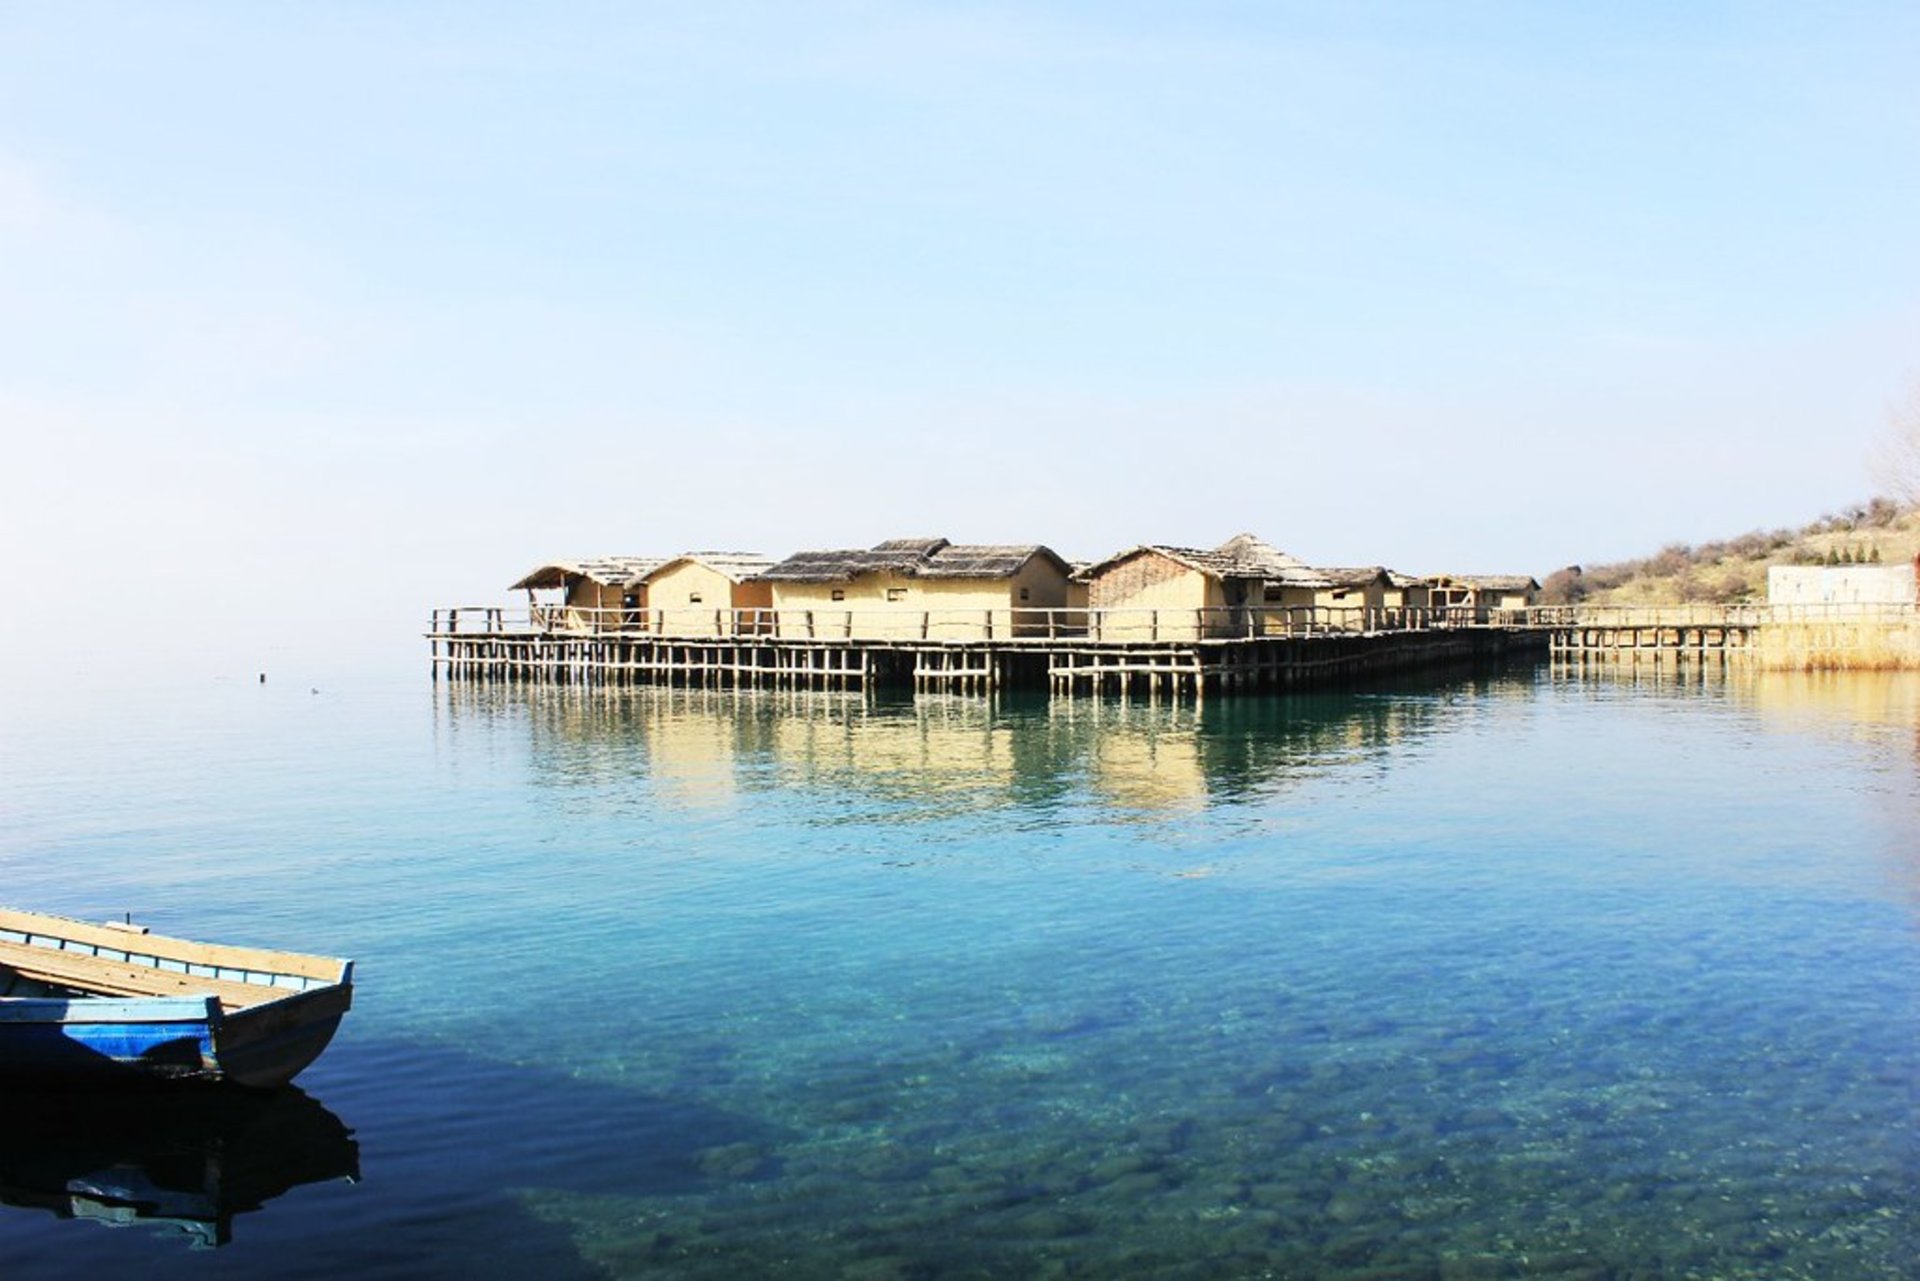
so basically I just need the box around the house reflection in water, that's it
[437,679,1480,819]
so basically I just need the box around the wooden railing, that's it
[430,601,1919,643]
[1511,602,1920,628]
[428,604,1502,641]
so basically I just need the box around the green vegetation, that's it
[1540,497,1920,606]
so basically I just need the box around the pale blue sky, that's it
[1,3,1916,674]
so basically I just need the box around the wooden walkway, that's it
[428,602,1916,693]
[428,615,1543,696]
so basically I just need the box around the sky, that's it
[1,2,1916,678]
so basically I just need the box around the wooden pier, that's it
[1547,620,1760,661]
[428,606,1543,696]
[1531,604,1920,667]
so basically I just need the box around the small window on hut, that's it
[886,588,907,602]
[1019,588,1031,602]
[831,589,846,602]
[688,592,703,604]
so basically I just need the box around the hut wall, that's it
[560,579,632,631]
[1011,556,1073,635]
[1087,552,1216,640]
[1313,582,1388,629]
[768,561,1068,640]
[770,574,926,640]
[733,579,774,613]
[1262,584,1319,634]
[916,579,1019,639]
[651,562,742,636]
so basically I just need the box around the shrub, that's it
[1539,566,1586,605]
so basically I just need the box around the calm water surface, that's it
[0,664,1913,1278]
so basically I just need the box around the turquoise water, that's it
[0,665,1913,1278]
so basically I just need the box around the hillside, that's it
[1544,498,1920,606]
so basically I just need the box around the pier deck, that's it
[428,606,1543,695]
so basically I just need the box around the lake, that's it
[0,661,1913,1278]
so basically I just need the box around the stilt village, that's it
[430,532,1920,693]
[432,533,1551,695]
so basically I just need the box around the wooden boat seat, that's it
[0,938,279,1011]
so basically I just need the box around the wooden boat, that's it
[0,908,353,1089]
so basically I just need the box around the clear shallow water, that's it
[0,665,1913,1278]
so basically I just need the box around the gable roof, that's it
[871,537,950,556]
[916,544,1069,579]
[1426,573,1540,591]
[509,556,667,591]
[644,552,778,584]
[1312,566,1394,589]
[1077,534,1307,583]
[759,539,1067,583]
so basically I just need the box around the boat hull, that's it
[214,985,354,1089]
[0,906,355,1090]
[0,985,353,1089]
[0,996,219,1082]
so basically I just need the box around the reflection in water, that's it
[7,668,1915,1277]
[0,1087,358,1249]
[1549,660,1920,738]
[433,675,1537,818]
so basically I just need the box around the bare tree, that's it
[1874,378,1920,505]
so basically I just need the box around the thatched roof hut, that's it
[1425,573,1541,616]
[509,557,667,593]
[1077,534,1315,638]
[644,552,778,584]
[642,553,779,636]
[1075,533,1308,586]
[761,539,1075,639]
[761,539,1071,583]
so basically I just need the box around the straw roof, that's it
[1214,533,1307,576]
[760,539,1067,583]
[870,538,951,556]
[1313,566,1393,589]
[509,556,667,591]
[644,552,778,584]
[1263,564,1336,589]
[1427,573,1540,591]
[918,545,1070,579]
[1077,534,1307,583]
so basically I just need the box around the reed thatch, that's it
[760,539,1067,583]
[510,557,668,591]
[1427,573,1540,591]
[645,552,778,584]
[1077,534,1308,583]
[1313,566,1394,589]
[917,545,1071,579]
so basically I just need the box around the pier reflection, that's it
[432,678,1518,815]
[0,1086,358,1249]
[1548,660,1920,748]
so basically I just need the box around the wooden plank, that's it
[0,909,345,983]
[0,938,281,1009]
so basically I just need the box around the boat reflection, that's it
[0,1085,358,1249]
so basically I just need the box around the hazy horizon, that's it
[3,3,1916,679]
